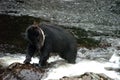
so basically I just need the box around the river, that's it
[0,0,120,80]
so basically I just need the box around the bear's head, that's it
[26,25,45,50]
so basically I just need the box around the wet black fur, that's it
[24,23,77,67]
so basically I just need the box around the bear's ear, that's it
[33,20,40,27]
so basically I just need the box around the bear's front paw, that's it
[24,59,30,64]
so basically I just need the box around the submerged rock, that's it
[60,72,112,80]
[0,62,44,80]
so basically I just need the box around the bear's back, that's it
[40,23,75,42]
[40,23,77,52]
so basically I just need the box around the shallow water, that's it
[0,52,120,80]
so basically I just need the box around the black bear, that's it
[24,23,77,67]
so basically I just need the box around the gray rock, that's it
[0,62,44,80]
[60,72,112,80]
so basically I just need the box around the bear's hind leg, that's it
[61,50,77,64]
[38,45,51,67]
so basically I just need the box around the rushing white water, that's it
[44,60,120,80]
[0,52,120,80]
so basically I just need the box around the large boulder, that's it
[0,62,44,80]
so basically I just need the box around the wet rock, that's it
[116,46,120,50]
[60,72,112,80]
[0,62,44,80]
[105,52,120,72]
[105,67,120,72]
[0,63,5,77]
[99,38,111,48]
[99,42,111,49]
